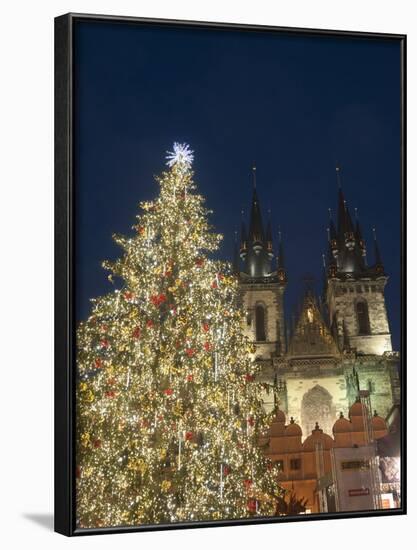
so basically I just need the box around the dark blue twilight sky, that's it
[74,21,402,349]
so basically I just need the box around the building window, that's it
[367,379,375,394]
[255,304,266,341]
[290,458,301,470]
[357,285,362,293]
[356,300,371,335]
[371,285,376,293]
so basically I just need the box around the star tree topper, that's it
[166,142,194,170]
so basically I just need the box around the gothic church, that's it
[236,167,400,439]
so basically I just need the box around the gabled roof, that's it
[288,290,339,358]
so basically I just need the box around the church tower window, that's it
[255,304,266,341]
[356,300,371,335]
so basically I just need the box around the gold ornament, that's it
[80,432,90,447]
[161,480,171,492]
[159,448,167,459]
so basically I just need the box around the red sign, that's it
[348,488,370,497]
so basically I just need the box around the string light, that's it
[76,145,283,529]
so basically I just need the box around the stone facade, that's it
[237,176,400,444]
[326,277,392,355]
[239,279,286,360]
[244,289,400,439]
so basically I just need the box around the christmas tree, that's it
[76,143,283,528]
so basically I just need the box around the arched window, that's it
[255,304,266,341]
[356,300,371,335]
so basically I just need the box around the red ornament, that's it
[164,388,174,396]
[202,323,210,332]
[247,416,255,427]
[185,431,193,441]
[223,466,230,476]
[105,390,115,398]
[195,258,204,267]
[243,479,253,489]
[150,293,167,307]
[137,225,145,235]
[94,358,103,369]
[124,291,134,301]
[247,499,257,513]
[204,342,212,352]
[186,374,194,382]
[93,439,101,449]
[245,374,255,382]
[132,326,141,339]
[211,281,218,289]
[185,348,195,358]
[146,320,154,328]
[100,339,109,349]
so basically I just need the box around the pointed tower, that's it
[372,228,385,275]
[324,165,392,355]
[242,167,274,278]
[277,228,287,284]
[238,166,287,360]
[239,209,248,262]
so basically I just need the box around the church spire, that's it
[336,164,354,239]
[354,208,367,263]
[373,228,384,274]
[328,163,368,275]
[328,208,338,260]
[328,208,337,241]
[239,167,281,279]
[248,183,265,246]
[277,229,287,283]
[239,209,247,260]
[266,209,273,258]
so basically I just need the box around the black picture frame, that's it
[54,12,407,536]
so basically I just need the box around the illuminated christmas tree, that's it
[76,143,283,528]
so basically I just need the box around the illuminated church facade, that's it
[235,167,400,439]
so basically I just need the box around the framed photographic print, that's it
[55,13,406,536]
